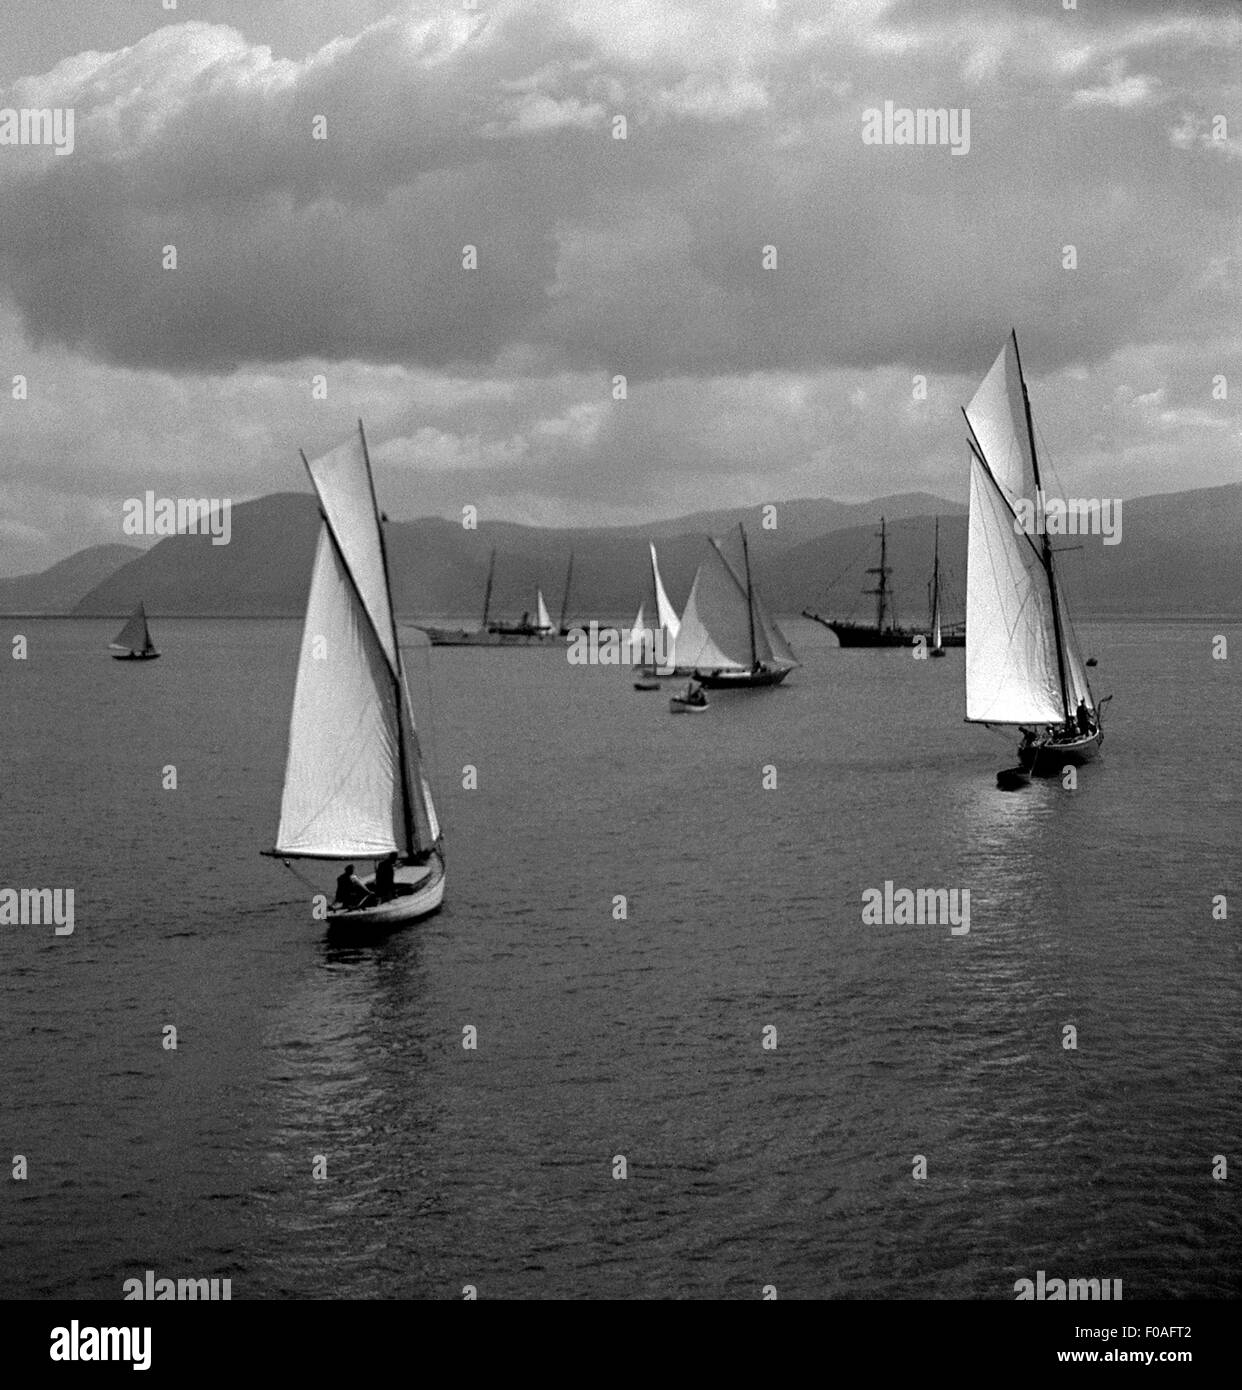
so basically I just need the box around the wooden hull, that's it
[669,697,708,713]
[111,651,160,660]
[634,677,661,690]
[694,665,792,689]
[327,855,446,928]
[1020,728,1102,776]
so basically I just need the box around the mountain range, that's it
[1,483,1239,620]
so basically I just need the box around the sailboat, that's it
[264,422,445,927]
[964,332,1105,777]
[630,600,662,689]
[109,602,159,660]
[676,525,798,688]
[421,550,557,646]
[928,517,947,658]
[535,589,556,636]
[803,516,965,647]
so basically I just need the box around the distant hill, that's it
[42,481,1242,620]
[0,544,143,613]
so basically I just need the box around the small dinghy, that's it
[634,674,661,691]
[669,678,708,713]
[109,602,159,660]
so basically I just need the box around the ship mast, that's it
[558,550,574,634]
[1011,332,1071,721]
[739,523,758,670]
[865,516,892,631]
[481,549,496,629]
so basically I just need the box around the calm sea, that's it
[1,617,1238,1299]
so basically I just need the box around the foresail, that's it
[966,455,1064,724]
[275,525,405,858]
[303,431,399,676]
[536,590,554,632]
[399,679,441,851]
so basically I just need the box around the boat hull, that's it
[802,612,965,648]
[327,855,446,928]
[694,665,792,689]
[669,698,709,713]
[1020,728,1102,776]
[420,626,558,647]
[111,651,160,660]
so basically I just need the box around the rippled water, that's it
[1,617,1238,1299]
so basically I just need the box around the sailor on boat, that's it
[683,678,707,707]
[334,864,377,912]
[374,852,398,902]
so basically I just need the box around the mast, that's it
[355,420,418,860]
[931,517,941,638]
[558,550,574,633]
[739,523,758,669]
[865,517,891,631]
[481,549,496,628]
[1011,333,1071,720]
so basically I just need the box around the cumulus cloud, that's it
[0,0,1238,572]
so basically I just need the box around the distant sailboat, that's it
[676,525,798,688]
[535,589,555,636]
[964,332,1105,776]
[630,600,661,689]
[929,517,947,658]
[109,602,159,660]
[264,421,445,927]
[421,549,557,646]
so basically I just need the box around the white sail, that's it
[930,528,943,650]
[965,454,1064,724]
[302,434,400,673]
[275,526,406,857]
[536,589,554,633]
[675,543,758,670]
[274,424,441,859]
[650,543,681,639]
[110,603,152,653]
[628,601,651,666]
[964,336,1092,723]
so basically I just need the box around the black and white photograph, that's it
[0,0,1237,1353]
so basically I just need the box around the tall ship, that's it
[264,422,445,927]
[677,524,798,688]
[963,332,1106,777]
[803,516,965,647]
[420,549,560,646]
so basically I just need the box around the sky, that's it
[0,0,1237,575]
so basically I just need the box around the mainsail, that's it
[964,333,1092,725]
[110,603,153,654]
[273,424,441,860]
